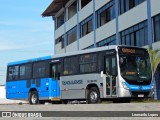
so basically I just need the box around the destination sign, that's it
[118,47,146,55]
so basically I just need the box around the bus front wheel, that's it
[87,87,100,104]
[29,91,39,104]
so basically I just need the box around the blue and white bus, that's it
[6,45,153,104]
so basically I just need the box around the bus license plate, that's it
[138,94,144,97]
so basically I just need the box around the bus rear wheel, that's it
[29,91,39,104]
[87,87,100,104]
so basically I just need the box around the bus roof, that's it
[7,45,146,66]
[52,45,118,59]
[8,56,52,66]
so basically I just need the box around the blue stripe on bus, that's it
[8,56,52,66]
[125,82,152,91]
[6,78,60,100]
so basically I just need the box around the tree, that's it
[148,48,160,75]
[148,47,160,100]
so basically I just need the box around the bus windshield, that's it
[119,55,152,81]
[119,48,152,83]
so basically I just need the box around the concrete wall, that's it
[96,19,116,43]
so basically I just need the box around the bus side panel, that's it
[6,81,26,100]
[61,74,103,100]
[24,78,50,100]
[48,79,60,99]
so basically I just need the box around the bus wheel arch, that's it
[28,88,39,104]
[86,84,100,104]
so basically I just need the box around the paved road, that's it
[0,103,160,120]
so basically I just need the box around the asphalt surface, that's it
[0,103,160,120]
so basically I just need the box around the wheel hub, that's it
[31,94,37,104]
[90,91,98,102]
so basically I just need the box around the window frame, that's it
[120,20,148,47]
[7,65,20,81]
[80,15,93,38]
[79,53,98,74]
[19,63,32,80]
[32,61,50,79]
[153,14,160,42]
[67,26,77,45]
[97,1,115,28]
[119,0,146,15]
[62,55,79,76]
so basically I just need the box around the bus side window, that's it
[105,58,110,75]
[111,56,117,76]
[105,56,117,76]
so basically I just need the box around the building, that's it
[42,0,160,99]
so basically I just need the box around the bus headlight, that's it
[121,82,129,90]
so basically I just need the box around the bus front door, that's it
[49,64,60,100]
[105,56,117,97]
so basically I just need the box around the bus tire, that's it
[29,91,39,104]
[87,87,100,104]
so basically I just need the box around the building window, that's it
[153,14,160,42]
[97,1,115,27]
[97,35,116,47]
[79,54,97,73]
[63,56,78,75]
[120,21,148,47]
[68,1,77,20]
[67,27,77,45]
[80,15,93,37]
[57,12,64,29]
[55,35,65,49]
[119,0,145,14]
[81,0,92,9]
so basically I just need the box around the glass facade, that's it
[120,21,148,47]
[153,14,160,42]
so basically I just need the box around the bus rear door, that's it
[49,63,61,100]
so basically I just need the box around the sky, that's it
[0,0,54,85]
